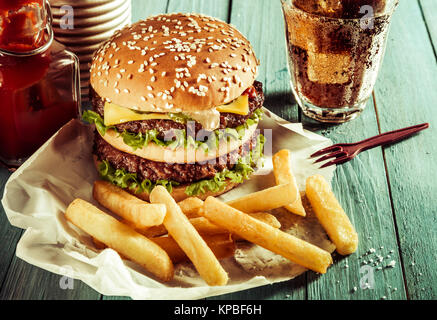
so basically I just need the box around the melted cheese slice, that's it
[104,103,170,126]
[103,94,249,127]
[216,95,249,115]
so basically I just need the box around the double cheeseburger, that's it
[84,13,265,201]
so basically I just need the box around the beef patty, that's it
[91,81,264,136]
[94,132,259,184]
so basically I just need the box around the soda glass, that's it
[282,0,398,123]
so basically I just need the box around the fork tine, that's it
[313,151,346,164]
[319,155,350,168]
[310,145,342,158]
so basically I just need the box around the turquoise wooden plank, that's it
[303,100,406,300]
[0,169,20,286]
[167,0,230,21]
[208,274,307,300]
[130,0,168,23]
[209,0,304,300]
[0,260,100,300]
[227,0,299,123]
[419,0,437,56]
[372,0,437,300]
[0,168,100,300]
[0,0,172,301]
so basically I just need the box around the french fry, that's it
[134,223,168,238]
[272,149,306,216]
[149,186,229,286]
[120,219,168,238]
[225,183,298,213]
[190,213,281,239]
[203,196,333,274]
[132,212,280,240]
[177,197,204,218]
[151,234,236,264]
[305,174,358,255]
[248,212,281,229]
[94,224,236,263]
[93,181,166,228]
[65,199,174,282]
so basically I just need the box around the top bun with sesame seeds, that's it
[90,13,259,113]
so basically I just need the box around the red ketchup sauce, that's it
[0,0,77,165]
[243,85,257,100]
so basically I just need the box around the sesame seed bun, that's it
[90,13,259,113]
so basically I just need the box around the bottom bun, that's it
[93,156,240,202]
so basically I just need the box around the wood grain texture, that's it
[228,0,299,123]
[0,260,101,300]
[303,100,406,300]
[0,169,101,300]
[0,0,435,301]
[167,0,230,20]
[130,0,168,22]
[372,0,437,300]
[0,169,20,286]
[207,0,304,300]
[419,0,437,57]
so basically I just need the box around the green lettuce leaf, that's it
[82,110,114,136]
[184,133,265,196]
[97,160,179,194]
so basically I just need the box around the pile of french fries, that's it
[65,149,358,286]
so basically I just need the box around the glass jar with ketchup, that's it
[0,0,80,167]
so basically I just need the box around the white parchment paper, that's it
[2,108,336,300]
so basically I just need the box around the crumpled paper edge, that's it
[2,108,335,300]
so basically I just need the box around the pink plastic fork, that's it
[311,123,429,168]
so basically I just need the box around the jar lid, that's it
[0,0,54,56]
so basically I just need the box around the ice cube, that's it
[293,0,391,18]
[283,5,319,51]
[307,51,352,84]
[292,0,343,17]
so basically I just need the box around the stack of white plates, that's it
[49,0,132,101]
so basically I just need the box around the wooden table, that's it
[0,0,435,300]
